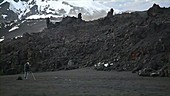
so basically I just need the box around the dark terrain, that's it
[0,4,170,75]
[0,19,46,39]
[0,68,170,96]
[0,4,170,96]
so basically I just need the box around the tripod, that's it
[30,71,36,80]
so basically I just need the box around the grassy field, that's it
[0,68,170,96]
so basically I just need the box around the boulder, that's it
[16,76,23,80]
[158,65,169,77]
[138,68,154,76]
[150,72,159,77]
[65,60,78,70]
[94,62,105,71]
[132,66,142,73]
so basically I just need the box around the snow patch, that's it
[7,0,29,19]
[110,63,113,66]
[14,35,23,39]
[36,0,72,14]
[2,14,7,19]
[26,14,63,19]
[0,36,5,42]
[104,63,109,67]
[95,62,114,68]
[67,0,109,14]
[0,39,4,42]
[21,20,26,23]
[9,26,19,32]
[1,0,114,20]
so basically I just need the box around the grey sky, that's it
[97,0,170,11]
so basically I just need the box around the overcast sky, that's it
[97,0,170,11]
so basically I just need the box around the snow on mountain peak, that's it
[0,0,112,20]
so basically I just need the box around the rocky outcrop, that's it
[138,65,170,77]
[78,13,82,20]
[147,4,162,17]
[106,8,114,17]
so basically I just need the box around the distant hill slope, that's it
[0,4,170,75]
[0,19,46,39]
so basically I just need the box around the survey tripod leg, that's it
[30,71,36,80]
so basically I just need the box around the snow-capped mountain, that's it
[0,0,111,21]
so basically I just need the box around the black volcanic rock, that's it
[0,5,170,75]
[78,13,82,20]
[106,8,114,17]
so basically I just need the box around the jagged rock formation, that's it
[0,5,170,75]
[46,18,50,28]
[78,13,82,20]
[147,4,162,17]
[106,8,114,17]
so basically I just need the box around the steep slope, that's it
[0,4,170,75]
